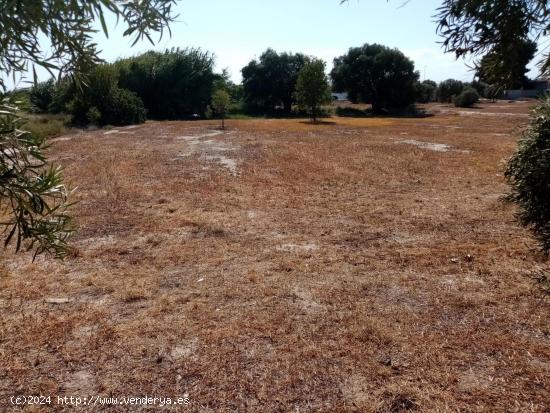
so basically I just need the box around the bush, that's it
[453,87,479,107]
[29,79,56,113]
[505,97,550,253]
[415,80,437,103]
[436,79,465,103]
[68,64,146,126]
[48,78,76,114]
[86,107,101,125]
[103,88,146,126]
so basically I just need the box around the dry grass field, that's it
[0,101,548,412]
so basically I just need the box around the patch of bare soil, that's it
[0,102,548,412]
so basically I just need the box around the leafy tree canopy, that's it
[294,59,332,122]
[436,0,550,76]
[242,49,309,114]
[436,78,465,103]
[331,43,418,113]
[476,38,537,89]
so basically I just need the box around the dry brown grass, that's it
[0,102,548,412]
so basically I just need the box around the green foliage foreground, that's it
[0,100,72,258]
[0,0,176,258]
[505,97,550,254]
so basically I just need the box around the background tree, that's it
[415,80,437,103]
[116,48,215,119]
[241,49,309,114]
[435,79,465,103]
[476,38,537,89]
[0,0,176,257]
[213,69,244,103]
[331,44,418,113]
[211,89,231,129]
[294,59,332,123]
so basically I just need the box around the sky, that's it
[6,0,541,88]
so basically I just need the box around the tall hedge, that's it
[116,48,216,119]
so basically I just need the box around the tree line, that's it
[26,43,500,128]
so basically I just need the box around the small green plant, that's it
[505,96,550,253]
[211,89,231,129]
[453,87,479,108]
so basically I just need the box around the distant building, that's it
[504,78,549,100]
[331,92,348,101]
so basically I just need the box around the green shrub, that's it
[48,78,76,114]
[86,107,101,125]
[68,64,146,126]
[505,97,550,253]
[436,79,465,103]
[453,87,479,107]
[103,88,146,125]
[415,80,437,103]
[29,79,56,113]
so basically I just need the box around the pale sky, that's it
[6,0,541,88]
